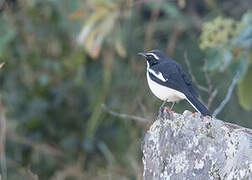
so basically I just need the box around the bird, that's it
[138,49,211,116]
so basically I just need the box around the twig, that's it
[203,59,219,109]
[184,53,218,109]
[203,59,213,91]
[212,72,240,118]
[0,100,7,180]
[101,104,151,123]
[207,89,218,108]
[184,52,209,93]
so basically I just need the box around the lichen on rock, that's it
[142,110,252,180]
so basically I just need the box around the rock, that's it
[142,110,252,180]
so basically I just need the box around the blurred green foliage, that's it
[200,11,252,110]
[0,0,251,179]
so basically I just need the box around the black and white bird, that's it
[138,49,211,116]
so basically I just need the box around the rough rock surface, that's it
[142,110,252,180]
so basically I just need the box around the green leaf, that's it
[238,65,252,111]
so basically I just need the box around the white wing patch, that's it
[148,68,167,82]
[146,53,159,60]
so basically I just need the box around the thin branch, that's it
[213,72,240,118]
[101,104,151,123]
[203,59,213,91]
[207,89,218,108]
[184,52,209,92]
[203,59,219,109]
[184,53,218,109]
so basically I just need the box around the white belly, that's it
[147,72,186,102]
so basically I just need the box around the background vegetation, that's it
[0,0,251,179]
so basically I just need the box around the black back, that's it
[149,58,199,97]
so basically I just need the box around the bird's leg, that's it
[159,100,167,112]
[158,100,167,119]
[170,102,175,111]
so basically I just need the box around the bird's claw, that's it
[163,106,175,113]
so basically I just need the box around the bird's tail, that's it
[185,94,211,116]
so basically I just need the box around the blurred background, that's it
[0,0,251,179]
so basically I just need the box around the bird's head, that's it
[138,49,167,67]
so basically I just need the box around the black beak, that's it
[138,52,147,57]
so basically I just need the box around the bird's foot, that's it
[170,102,175,111]
[204,115,211,119]
[159,100,167,112]
[158,100,176,118]
[163,106,175,113]
[189,111,195,117]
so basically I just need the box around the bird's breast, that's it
[146,72,186,102]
